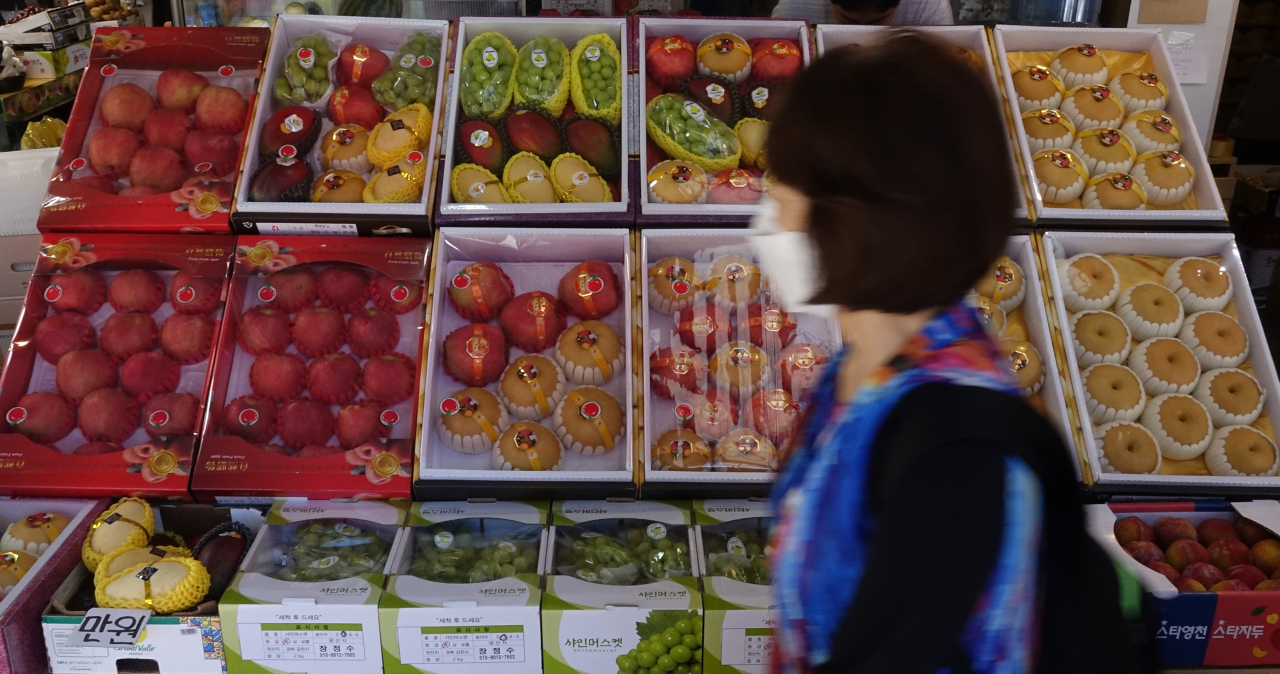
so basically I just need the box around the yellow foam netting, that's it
[648,94,741,175]
[96,557,211,615]
[570,33,622,126]
[550,153,612,203]
[81,498,155,572]
[502,151,556,204]
[94,545,191,588]
[451,163,509,204]
[460,32,519,120]
[1008,48,1198,210]
[366,103,433,169]
[363,156,428,204]
[513,37,572,117]
[734,118,770,171]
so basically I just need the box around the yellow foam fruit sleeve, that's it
[734,117,769,170]
[513,37,572,117]
[362,158,428,204]
[502,151,555,204]
[570,33,622,126]
[550,152,612,203]
[81,498,155,572]
[96,557,211,615]
[94,545,191,588]
[647,95,741,174]
[460,32,519,120]
[365,103,433,169]
[451,163,509,204]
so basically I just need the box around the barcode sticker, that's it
[181,628,198,636]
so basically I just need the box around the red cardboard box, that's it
[191,236,429,503]
[0,234,236,499]
[38,26,270,234]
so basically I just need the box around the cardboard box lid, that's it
[267,498,409,526]
[552,500,691,526]
[408,500,550,526]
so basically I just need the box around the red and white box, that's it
[0,234,236,499]
[192,235,429,503]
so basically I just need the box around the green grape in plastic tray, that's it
[410,527,539,583]
[274,33,334,105]
[648,94,739,161]
[273,520,391,583]
[515,36,568,108]
[372,32,442,112]
[703,526,771,586]
[459,33,516,118]
[556,522,691,586]
[576,40,618,113]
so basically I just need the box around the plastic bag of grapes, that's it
[702,520,771,585]
[372,32,443,113]
[556,520,693,586]
[569,34,621,125]
[513,36,570,117]
[646,93,741,174]
[408,518,541,583]
[556,526,642,586]
[458,32,517,119]
[272,519,393,583]
[274,32,343,108]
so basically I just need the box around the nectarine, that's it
[1124,541,1164,566]
[1165,538,1210,573]
[1197,518,1241,546]
[1155,517,1198,549]
[1184,562,1227,589]
[1114,516,1156,548]
[1209,538,1253,572]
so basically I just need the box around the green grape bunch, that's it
[625,524,692,582]
[274,34,334,105]
[559,532,642,586]
[703,526,771,586]
[617,610,704,674]
[576,41,618,113]
[373,32,442,112]
[274,520,391,583]
[410,527,539,583]
[648,94,739,161]
[515,36,568,108]
[460,33,516,118]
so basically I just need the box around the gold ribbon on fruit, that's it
[515,428,542,471]
[574,262,598,316]
[350,45,371,82]
[697,37,750,58]
[371,451,400,479]
[136,565,157,610]
[703,262,760,292]
[575,328,612,379]
[527,294,551,343]
[91,512,146,535]
[568,390,612,450]
[0,552,27,580]
[466,325,489,383]
[991,260,1017,306]
[514,357,551,416]
[753,41,799,62]
[148,449,178,479]
[649,36,692,60]
[668,437,711,468]
[27,512,63,541]
[556,170,601,201]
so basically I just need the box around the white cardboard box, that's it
[692,499,773,674]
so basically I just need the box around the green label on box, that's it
[421,625,524,635]
[744,628,773,637]
[260,622,362,631]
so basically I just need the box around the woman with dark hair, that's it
[754,33,1156,674]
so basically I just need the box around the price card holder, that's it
[254,222,360,236]
[66,608,151,648]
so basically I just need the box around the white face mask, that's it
[749,196,839,320]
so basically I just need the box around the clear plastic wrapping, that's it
[267,519,395,582]
[406,518,541,582]
[459,32,518,119]
[514,36,571,116]
[274,33,341,107]
[701,518,771,585]
[555,519,692,586]
[646,94,740,174]
[373,32,443,112]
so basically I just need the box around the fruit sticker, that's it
[683,101,706,123]
[417,55,433,68]
[310,555,339,569]
[470,129,492,148]
[572,171,591,187]
[68,158,86,172]
[380,410,399,427]
[1139,71,1159,86]
[527,170,545,183]
[1100,129,1121,146]
[297,47,315,69]
[1029,65,1050,81]
[440,398,461,416]
[406,150,424,165]
[282,114,304,133]
[499,541,518,553]
[219,65,234,77]
[100,64,117,77]
[1089,84,1111,101]
[257,285,278,302]
[400,54,416,69]
[1155,116,1175,133]
[752,86,769,108]
[727,536,747,555]
[148,410,170,428]
[6,407,26,425]
[468,182,487,198]
[532,49,548,68]
[674,402,694,423]
[1077,44,1097,56]
[466,336,490,359]
[705,83,725,104]
[435,531,455,549]
[334,522,362,536]
[482,47,499,68]
[238,408,260,427]
[579,401,602,420]
[451,272,472,289]
[647,522,667,540]
[585,45,601,62]
[43,285,63,303]
[193,162,214,174]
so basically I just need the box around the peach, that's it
[156,69,208,112]
[1253,539,1280,576]
[1173,577,1206,592]
[1146,561,1180,582]
[1237,518,1276,547]
[1165,538,1210,573]
[1124,541,1164,566]
[87,127,140,178]
[143,108,193,151]
[100,83,155,133]
[129,146,186,193]
[1209,538,1253,572]
[1256,579,1280,592]
[1197,518,1241,546]
[1210,579,1252,592]
[1227,564,1268,589]
[1155,516,1198,549]
[1114,516,1155,548]
[1184,562,1227,589]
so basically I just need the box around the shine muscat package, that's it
[0,234,236,498]
[693,500,773,674]
[542,500,702,674]
[193,236,429,502]
[220,498,408,674]
[39,27,270,233]
[380,500,550,674]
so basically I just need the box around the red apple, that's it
[1146,561,1180,582]
[1114,516,1156,547]
[1209,538,1253,572]
[1252,539,1280,576]
[1237,518,1276,548]
[1173,577,1206,592]
[1256,579,1280,592]
[1124,541,1164,566]
[1184,562,1227,589]
[1210,579,1252,592]
[1155,517,1198,549]
[1197,518,1241,546]
[1165,538,1210,573]
[1227,564,1269,589]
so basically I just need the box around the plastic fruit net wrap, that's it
[373,32,443,112]
[647,93,741,174]
[514,36,571,117]
[702,518,771,585]
[569,34,622,126]
[555,519,692,586]
[275,33,340,107]
[459,32,518,119]
[407,518,541,582]
[268,519,394,582]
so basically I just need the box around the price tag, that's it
[257,623,366,661]
[258,222,359,236]
[402,625,526,664]
[67,608,151,648]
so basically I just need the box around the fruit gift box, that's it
[192,236,429,503]
[436,18,633,226]
[639,230,840,498]
[38,27,271,234]
[993,26,1226,224]
[233,15,449,236]
[1042,231,1280,495]
[637,17,809,225]
[0,234,236,499]
[219,498,408,674]
[692,499,773,674]
[1088,500,1280,667]
[417,228,635,500]
[379,501,550,674]
[543,500,702,674]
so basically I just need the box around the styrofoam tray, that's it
[418,228,634,484]
[233,15,449,220]
[1043,231,1280,488]
[994,26,1227,223]
[437,18,631,220]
